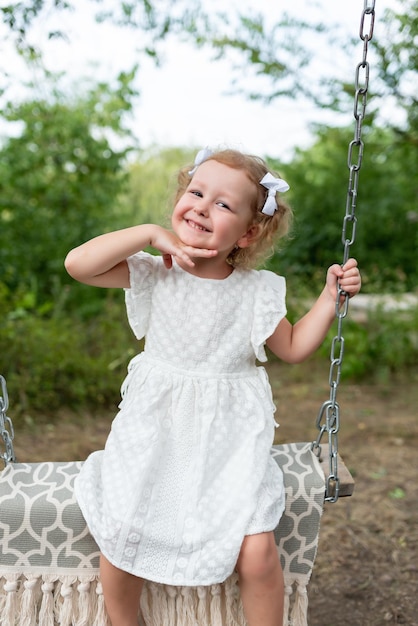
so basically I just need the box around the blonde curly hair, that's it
[174,149,293,269]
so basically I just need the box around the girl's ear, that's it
[236,224,260,249]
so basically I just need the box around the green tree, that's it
[0,69,138,309]
[120,146,195,226]
[266,122,417,292]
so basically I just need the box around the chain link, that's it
[312,0,376,502]
[0,375,16,467]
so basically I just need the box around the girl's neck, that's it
[177,256,234,280]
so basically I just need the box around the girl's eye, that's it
[217,202,231,210]
[190,190,203,198]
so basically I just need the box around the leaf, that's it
[388,488,406,500]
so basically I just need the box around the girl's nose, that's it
[194,202,209,216]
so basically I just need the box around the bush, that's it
[1,286,416,429]
[318,307,418,383]
[0,295,140,427]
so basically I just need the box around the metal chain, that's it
[0,375,16,467]
[312,0,376,502]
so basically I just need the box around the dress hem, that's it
[99,547,237,587]
[95,520,283,588]
[75,482,285,587]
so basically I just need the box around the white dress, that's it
[75,252,287,586]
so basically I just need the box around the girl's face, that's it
[172,160,256,259]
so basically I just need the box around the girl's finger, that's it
[184,246,218,258]
[173,251,195,267]
[342,258,358,271]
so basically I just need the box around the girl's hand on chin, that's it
[163,246,218,269]
[149,226,217,269]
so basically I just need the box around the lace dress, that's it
[75,252,287,586]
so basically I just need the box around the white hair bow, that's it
[260,173,290,216]
[188,147,213,175]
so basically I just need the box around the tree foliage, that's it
[3,1,417,139]
[1,0,206,62]
[120,146,195,226]
[1,0,416,297]
[0,69,138,308]
[266,122,417,292]
[372,0,418,144]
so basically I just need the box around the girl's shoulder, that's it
[243,267,286,294]
[258,268,285,289]
[249,269,287,361]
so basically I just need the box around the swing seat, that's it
[0,442,327,626]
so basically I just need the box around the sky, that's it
[1,0,397,159]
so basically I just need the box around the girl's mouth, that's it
[186,219,210,233]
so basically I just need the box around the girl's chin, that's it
[177,229,211,248]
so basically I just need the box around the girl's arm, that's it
[266,258,361,364]
[65,224,216,288]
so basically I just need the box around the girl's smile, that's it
[185,218,211,233]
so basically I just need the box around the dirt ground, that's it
[10,359,418,626]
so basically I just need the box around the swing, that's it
[0,3,375,625]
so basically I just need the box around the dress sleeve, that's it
[124,252,157,339]
[251,269,287,362]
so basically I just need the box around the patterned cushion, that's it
[0,443,324,626]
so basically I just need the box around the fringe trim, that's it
[290,582,309,626]
[0,573,309,626]
[140,576,244,626]
[0,574,110,626]
[140,574,310,626]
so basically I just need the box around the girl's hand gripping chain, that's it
[326,258,361,305]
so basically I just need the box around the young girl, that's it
[65,148,361,626]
